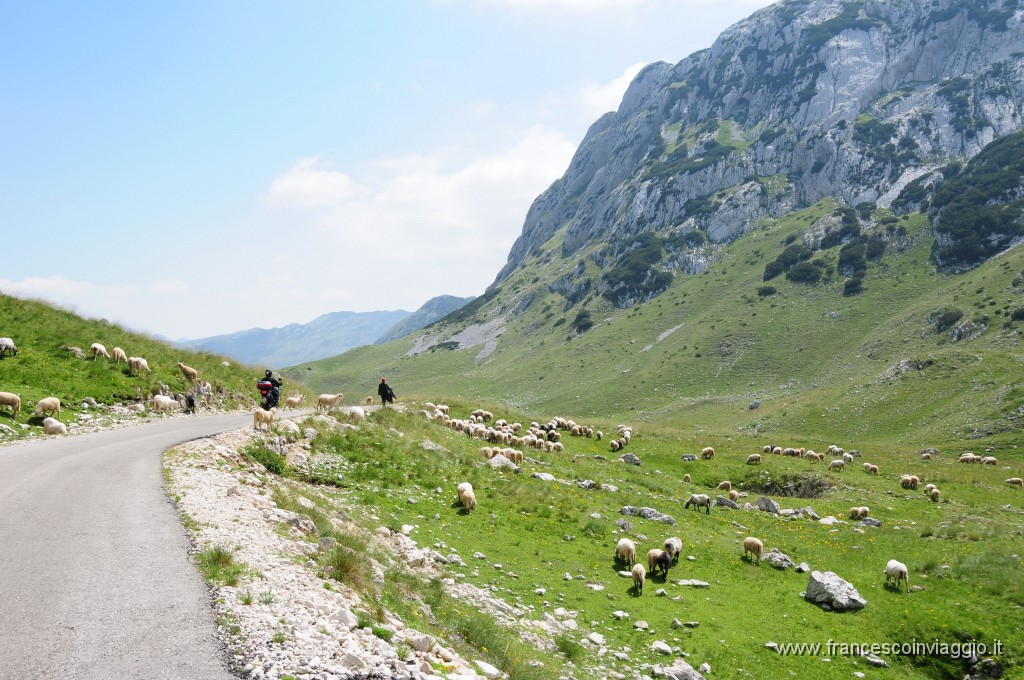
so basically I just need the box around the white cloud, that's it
[265,157,364,208]
[577,62,647,118]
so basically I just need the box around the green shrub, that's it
[243,442,288,475]
[763,260,784,281]
[934,309,964,332]
[843,277,864,296]
[786,261,822,284]
[1011,308,1024,321]
[757,285,777,297]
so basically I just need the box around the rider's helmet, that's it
[265,369,273,378]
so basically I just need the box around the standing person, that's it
[377,378,395,406]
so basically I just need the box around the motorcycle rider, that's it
[259,369,283,410]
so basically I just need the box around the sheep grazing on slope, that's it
[364,396,373,405]
[42,417,67,435]
[90,343,110,360]
[649,549,672,578]
[743,537,764,564]
[828,459,845,472]
[684,493,711,515]
[0,337,18,358]
[923,483,936,495]
[1006,478,1024,488]
[929,488,941,502]
[850,506,870,520]
[632,563,646,593]
[683,474,691,484]
[347,406,366,423]
[717,480,732,492]
[884,559,910,592]
[865,464,880,475]
[127,357,151,374]
[42,417,66,435]
[728,489,740,502]
[284,395,304,410]
[663,537,683,563]
[610,439,621,452]
[177,362,199,381]
[112,347,128,363]
[981,456,998,465]
[595,431,603,441]
[0,392,22,417]
[316,393,344,411]
[615,538,636,566]
[920,452,932,461]
[33,397,61,418]
[900,474,920,490]
[253,407,276,431]
[458,485,477,513]
[153,395,178,412]
[746,453,761,465]
[701,446,715,460]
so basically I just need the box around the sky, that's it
[0,0,776,340]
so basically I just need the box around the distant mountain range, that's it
[182,295,473,367]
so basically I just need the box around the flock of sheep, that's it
[0,336,208,436]
[409,402,1023,603]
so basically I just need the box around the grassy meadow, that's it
[254,404,1024,679]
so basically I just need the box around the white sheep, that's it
[728,489,740,502]
[0,391,21,417]
[850,506,869,519]
[316,393,344,411]
[348,406,366,423]
[981,456,998,465]
[42,417,67,435]
[33,397,61,418]
[459,487,477,513]
[843,452,854,463]
[884,559,909,592]
[865,464,880,475]
[929,488,941,502]
[684,493,711,514]
[364,396,373,405]
[0,337,17,357]
[701,446,715,460]
[284,395,304,410]
[743,537,763,564]
[663,537,682,563]
[615,538,636,566]
[717,480,732,492]
[177,362,199,381]
[153,395,178,412]
[900,474,920,490]
[828,459,845,472]
[746,453,761,465]
[920,452,931,461]
[923,483,936,495]
[1006,478,1024,488]
[632,563,646,593]
[128,357,151,374]
[90,343,111,360]
[112,347,128,363]
[253,407,276,430]
[683,474,691,484]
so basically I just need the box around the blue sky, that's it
[1,0,775,339]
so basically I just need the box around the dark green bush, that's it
[843,277,864,296]
[786,261,822,284]
[243,442,288,475]
[757,285,777,297]
[763,260,784,281]
[934,309,964,332]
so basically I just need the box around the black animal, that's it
[652,551,672,578]
[184,394,196,415]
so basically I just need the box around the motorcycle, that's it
[257,379,281,410]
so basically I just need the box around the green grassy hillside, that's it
[287,203,1024,451]
[0,294,306,434]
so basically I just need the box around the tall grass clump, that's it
[196,546,248,586]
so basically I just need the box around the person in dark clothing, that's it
[259,370,283,409]
[377,378,395,406]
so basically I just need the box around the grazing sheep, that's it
[866,464,880,475]
[728,489,740,502]
[1006,478,1024,488]
[364,396,373,405]
[900,474,920,490]
[828,459,845,472]
[650,550,672,578]
[316,393,344,411]
[0,337,18,357]
[981,456,998,465]
[632,563,646,593]
[843,452,854,464]
[254,406,276,431]
[33,397,61,418]
[958,453,980,464]
[460,487,477,512]
[884,559,910,592]
[746,453,761,465]
[717,480,732,492]
[348,406,365,423]
[112,347,128,363]
[610,439,621,452]
[42,417,67,435]
[615,538,636,566]
[127,357,151,374]
[923,483,936,495]
[850,506,869,519]
[763,445,773,454]
[284,395,304,410]
[551,442,564,453]
[184,394,196,414]
[929,488,941,502]
[90,343,110,360]
[701,446,715,460]
[663,537,682,563]
[771,446,783,455]
[596,431,603,440]
[683,474,691,484]
[647,548,667,573]
[480,446,494,459]
[153,395,178,412]
[920,452,931,461]
[0,392,21,417]
[743,537,763,564]
[177,362,199,381]
[684,493,711,514]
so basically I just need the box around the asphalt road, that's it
[0,411,271,680]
